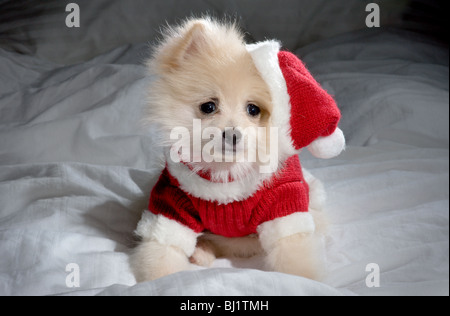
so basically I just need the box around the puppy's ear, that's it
[177,21,208,61]
[157,20,209,71]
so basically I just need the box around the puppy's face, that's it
[147,19,274,180]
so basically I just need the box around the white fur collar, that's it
[166,154,274,205]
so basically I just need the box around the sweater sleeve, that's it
[257,179,310,224]
[148,169,204,234]
[256,180,315,249]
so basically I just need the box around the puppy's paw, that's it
[264,233,325,280]
[130,240,191,282]
[189,243,216,267]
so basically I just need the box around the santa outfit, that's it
[135,40,345,257]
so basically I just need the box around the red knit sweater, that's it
[148,155,309,238]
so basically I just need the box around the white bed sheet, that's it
[0,28,448,296]
[0,0,407,65]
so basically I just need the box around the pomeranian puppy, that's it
[130,17,343,282]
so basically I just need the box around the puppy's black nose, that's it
[223,128,242,146]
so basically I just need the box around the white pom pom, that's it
[307,128,345,159]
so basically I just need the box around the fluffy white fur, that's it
[308,127,346,159]
[130,17,332,282]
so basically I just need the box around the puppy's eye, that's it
[200,101,217,114]
[247,104,261,117]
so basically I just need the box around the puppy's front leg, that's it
[131,240,191,282]
[264,232,323,280]
[258,212,324,280]
[131,212,200,282]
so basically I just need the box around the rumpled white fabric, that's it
[0,28,448,296]
[0,0,407,65]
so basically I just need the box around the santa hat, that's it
[246,41,345,159]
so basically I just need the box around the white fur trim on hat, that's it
[134,211,200,256]
[307,127,346,159]
[246,41,297,160]
[257,212,315,249]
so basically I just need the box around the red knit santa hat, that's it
[246,41,345,159]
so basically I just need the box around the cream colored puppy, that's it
[130,17,344,282]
